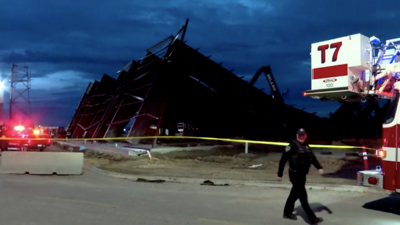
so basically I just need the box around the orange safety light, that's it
[376,149,387,158]
[33,129,40,135]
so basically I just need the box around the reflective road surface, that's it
[0,168,398,225]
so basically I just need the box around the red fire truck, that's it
[303,34,400,193]
[2,125,51,152]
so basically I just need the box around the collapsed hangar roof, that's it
[68,19,323,142]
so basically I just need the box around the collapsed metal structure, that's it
[67,19,323,144]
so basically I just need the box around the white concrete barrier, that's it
[0,152,84,175]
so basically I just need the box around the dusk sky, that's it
[0,0,399,126]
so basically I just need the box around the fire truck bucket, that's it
[0,152,84,175]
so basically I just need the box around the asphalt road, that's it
[0,168,397,225]
[0,144,396,224]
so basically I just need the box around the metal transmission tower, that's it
[9,63,31,121]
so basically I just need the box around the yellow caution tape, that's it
[0,135,377,151]
[57,136,376,151]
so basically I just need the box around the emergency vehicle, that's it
[303,34,400,193]
[3,125,51,152]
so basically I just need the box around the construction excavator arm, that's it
[249,65,287,103]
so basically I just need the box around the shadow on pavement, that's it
[137,178,166,183]
[295,203,333,224]
[362,193,400,216]
[322,157,381,180]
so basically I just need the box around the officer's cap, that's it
[297,128,306,135]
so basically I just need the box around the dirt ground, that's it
[83,146,382,185]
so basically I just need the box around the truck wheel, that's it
[39,148,44,152]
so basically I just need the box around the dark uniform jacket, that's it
[277,140,322,177]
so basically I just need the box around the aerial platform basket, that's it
[303,34,400,102]
[303,87,375,102]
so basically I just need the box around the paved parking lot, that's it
[0,169,397,225]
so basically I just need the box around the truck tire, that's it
[39,148,44,152]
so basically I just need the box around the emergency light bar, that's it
[14,125,25,131]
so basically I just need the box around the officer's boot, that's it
[283,214,297,220]
[310,217,323,225]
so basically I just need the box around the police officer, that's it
[277,128,324,225]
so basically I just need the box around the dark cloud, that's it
[2,50,128,66]
[0,0,398,124]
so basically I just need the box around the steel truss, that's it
[9,63,31,121]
